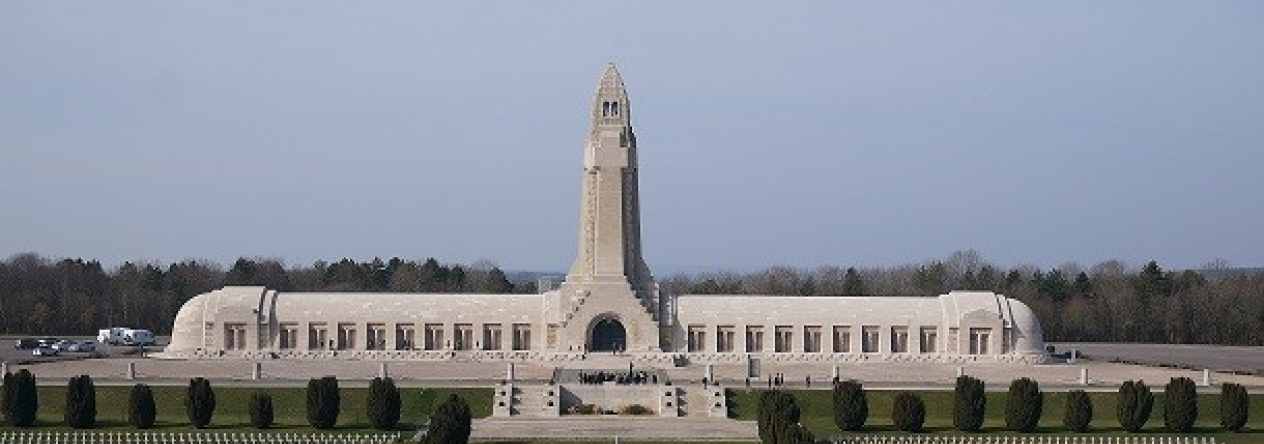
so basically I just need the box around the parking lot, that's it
[0,335,165,365]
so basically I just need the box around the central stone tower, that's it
[549,64,664,353]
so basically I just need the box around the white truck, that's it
[98,327,156,346]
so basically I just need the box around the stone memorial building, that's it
[163,64,1047,365]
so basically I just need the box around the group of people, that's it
[577,370,657,385]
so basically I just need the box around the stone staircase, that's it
[495,378,726,419]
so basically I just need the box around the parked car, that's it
[68,341,96,353]
[32,347,59,357]
[37,337,60,348]
[51,340,76,352]
[14,338,39,349]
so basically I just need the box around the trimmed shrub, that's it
[832,379,868,432]
[1220,382,1249,432]
[569,404,597,415]
[891,392,925,433]
[425,393,472,444]
[953,375,986,432]
[619,404,652,415]
[306,376,340,429]
[367,377,401,430]
[4,369,38,427]
[757,391,814,444]
[1116,379,1154,433]
[63,375,96,428]
[1004,377,1043,433]
[1063,389,1093,432]
[128,384,156,429]
[1163,376,1198,433]
[249,392,274,429]
[185,377,216,429]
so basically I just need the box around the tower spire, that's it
[552,64,661,352]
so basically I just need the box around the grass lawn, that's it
[729,389,1264,444]
[20,385,491,432]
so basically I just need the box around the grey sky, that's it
[2,2,1262,273]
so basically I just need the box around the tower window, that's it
[601,101,620,117]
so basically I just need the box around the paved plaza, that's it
[9,354,1262,391]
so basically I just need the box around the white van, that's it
[98,328,125,345]
[122,329,156,346]
[99,327,156,346]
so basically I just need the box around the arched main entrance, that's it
[589,318,626,352]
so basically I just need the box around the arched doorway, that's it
[589,318,626,352]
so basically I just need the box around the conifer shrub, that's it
[249,392,274,429]
[63,375,96,428]
[4,369,38,427]
[306,376,340,429]
[367,376,401,430]
[1063,389,1093,432]
[619,404,652,415]
[127,384,156,429]
[891,392,925,433]
[757,391,814,444]
[425,394,472,444]
[832,379,868,432]
[953,375,986,432]
[1219,382,1248,432]
[185,377,216,429]
[1116,379,1153,433]
[1163,376,1198,433]
[1004,377,1043,433]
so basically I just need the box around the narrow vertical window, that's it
[745,326,764,353]
[832,326,851,353]
[861,326,880,353]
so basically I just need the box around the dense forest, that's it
[1,250,1261,346]
[0,253,523,335]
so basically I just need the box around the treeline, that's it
[661,251,1264,346]
[4,250,1263,345]
[0,253,526,336]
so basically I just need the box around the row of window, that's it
[221,322,533,352]
[685,325,1004,355]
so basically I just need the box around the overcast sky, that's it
[2,2,1262,273]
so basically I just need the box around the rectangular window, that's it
[890,326,909,353]
[454,324,474,351]
[336,323,356,350]
[308,323,328,350]
[717,326,736,353]
[483,324,503,351]
[919,327,938,353]
[774,326,793,353]
[223,323,247,351]
[511,324,532,351]
[687,325,706,352]
[424,323,445,350]
[948,327,959,353]
[395,324,416,350]
[803,326,822,353]
[969,328,991,355]
[745,326,764,353]
[861,326,880,353]
[365,323,386,350]
[832,326,851,353]
[279,323,298,350]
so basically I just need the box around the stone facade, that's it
[162,64,1046,364]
